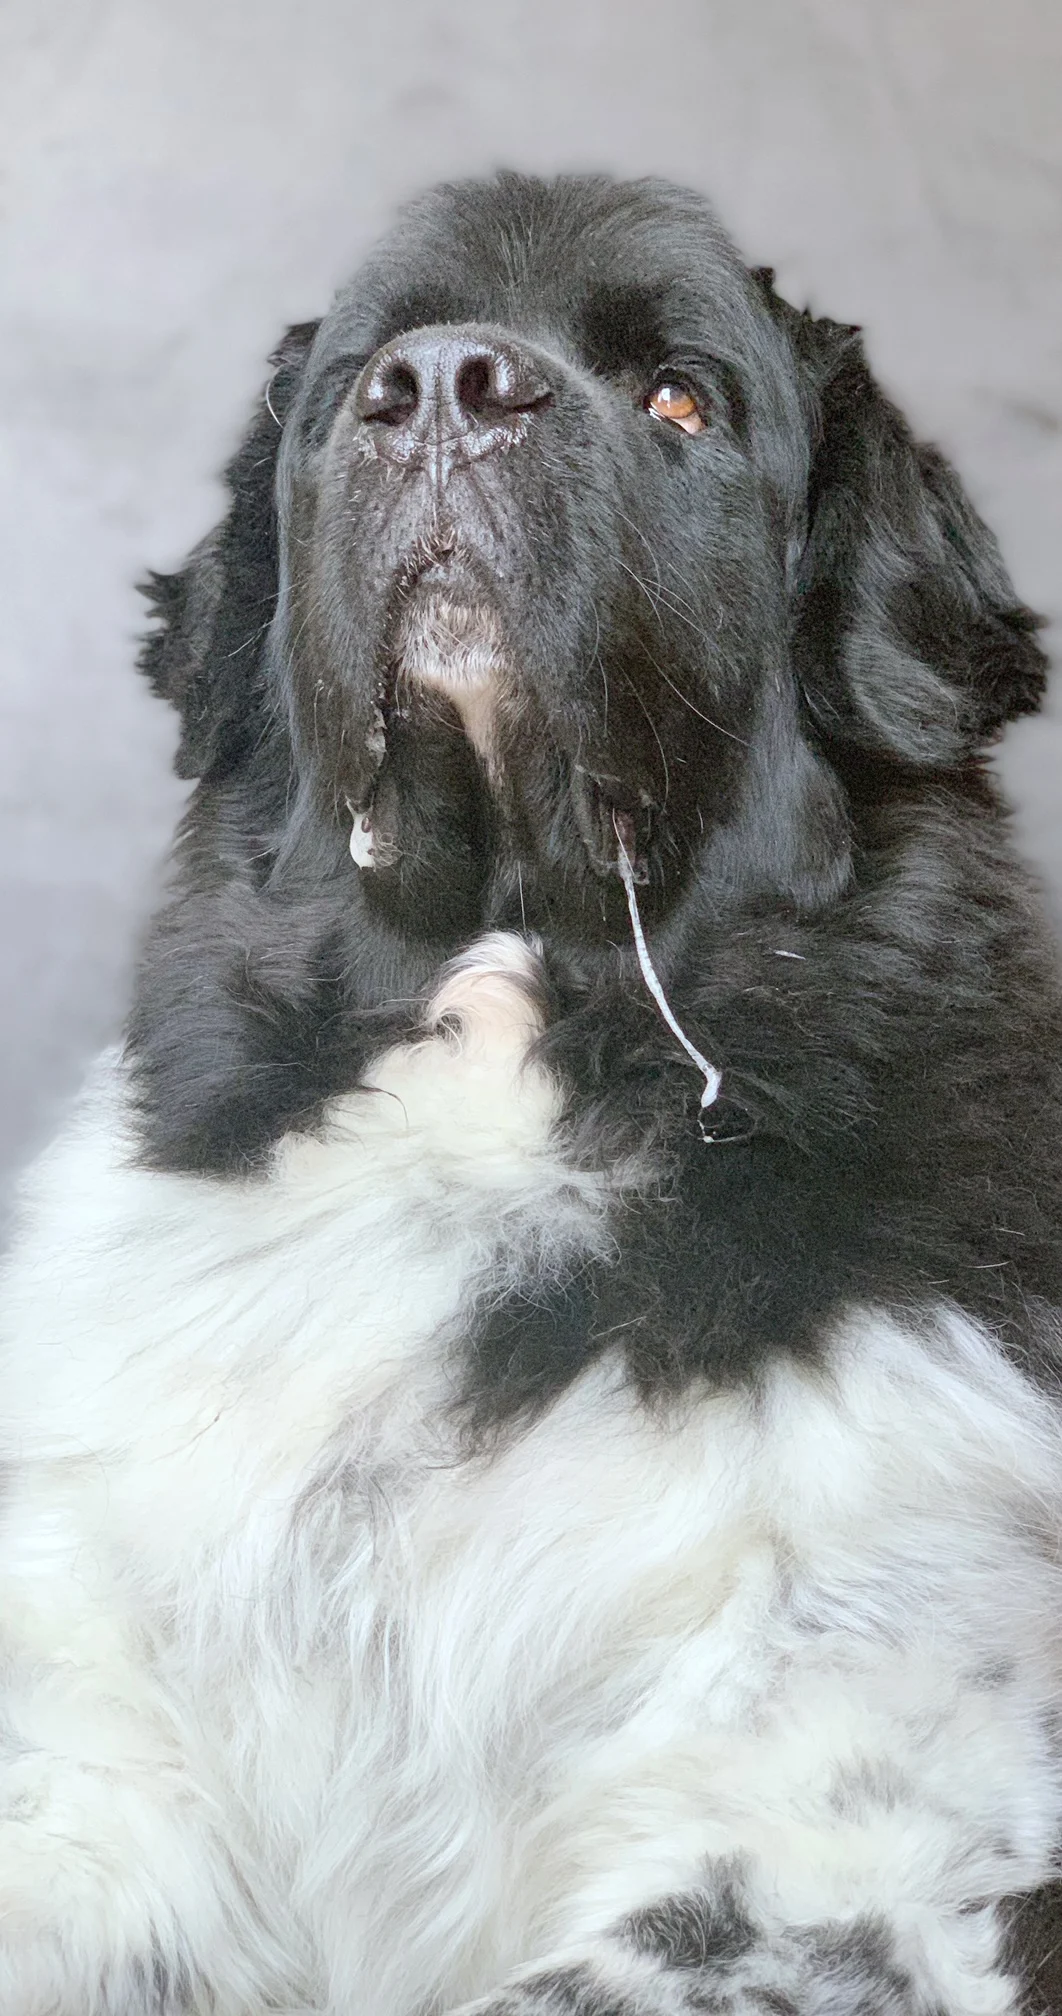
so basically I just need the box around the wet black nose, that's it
[354,326,552,475]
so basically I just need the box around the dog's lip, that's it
[572,767,654,883]
[410,556,472,594]
[384,540,501,649]
[394,532,480,597]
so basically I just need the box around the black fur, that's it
[624,1877,757,1969]
[130,171,1062,1429]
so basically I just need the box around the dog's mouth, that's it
[570,771,654,884]
[351,540,655,885]
[374,539,510,762]
[392,543,507,693]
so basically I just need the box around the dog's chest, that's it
[3,939,593,1522]
[211,1310,1062,2016]
[6,945,1062,2013]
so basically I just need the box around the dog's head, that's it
[142,171,1045,949]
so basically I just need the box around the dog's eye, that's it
[645,381,707,435]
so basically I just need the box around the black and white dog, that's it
[3,173,1062,2016]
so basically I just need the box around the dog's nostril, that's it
[456,349,552,420]
[456,355,493,416]
[361,361,419,426]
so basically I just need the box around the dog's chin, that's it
[394,592,507,690]
[392,591,510,764]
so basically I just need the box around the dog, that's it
[1,171,1061,2016]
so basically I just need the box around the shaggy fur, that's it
[2,172,1062,2016]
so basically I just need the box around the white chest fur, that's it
[1,934,1061,2016]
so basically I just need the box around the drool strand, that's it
[612,814,722,1120]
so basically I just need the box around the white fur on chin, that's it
[395,595,509,762]
[0,932,1059,2015]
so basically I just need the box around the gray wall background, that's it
[1,0,1060,1206]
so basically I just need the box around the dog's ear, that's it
[138,320,320,781]
[760,275,1048,764]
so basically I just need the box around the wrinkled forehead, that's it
[310,175,773,377]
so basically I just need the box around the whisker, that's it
[611,556,749,747]
[619,668,671,806]
[629,627,750,749]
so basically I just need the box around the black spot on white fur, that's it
[624,1873,757,1969]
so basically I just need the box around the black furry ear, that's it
[138,320,320,781]
[773,286,1048,764]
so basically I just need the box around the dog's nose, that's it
[354,327,552,475]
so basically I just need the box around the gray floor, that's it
[1,0,1060,1208]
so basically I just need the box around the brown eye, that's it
[645,382,706,435]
